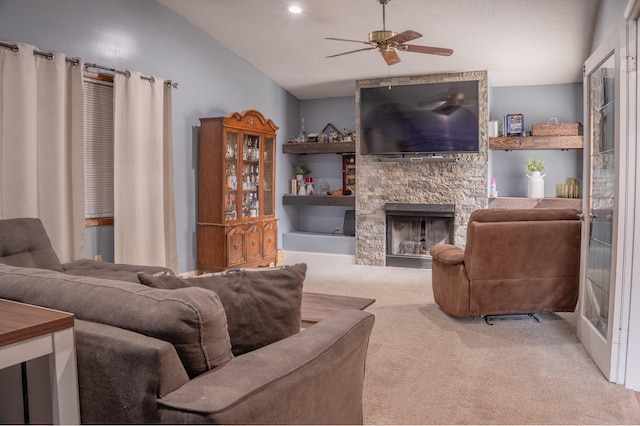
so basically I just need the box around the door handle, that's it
[578,213,598,221]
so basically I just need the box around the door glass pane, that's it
[585,53,615,338]
[263,137,274,216]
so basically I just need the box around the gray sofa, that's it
[0,218,375,424]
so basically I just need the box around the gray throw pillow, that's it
[138,263,307,356]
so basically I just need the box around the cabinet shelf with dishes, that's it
[489,135,583,150]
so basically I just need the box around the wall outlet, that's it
[94,254,102,262]
[335,227,341,234]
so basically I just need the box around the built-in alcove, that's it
[385,203,455,269]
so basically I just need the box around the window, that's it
[83,74,114,226]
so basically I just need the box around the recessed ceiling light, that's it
[289,5,302,14]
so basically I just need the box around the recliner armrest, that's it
[158,310,375,425]
[430,244,465,265]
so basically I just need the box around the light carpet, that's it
[284,251,640,425]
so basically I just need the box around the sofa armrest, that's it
[158,310,375,425]
[75,320,190,424]
[430,244,465,265]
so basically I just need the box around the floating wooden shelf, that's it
[489,135,583,150]
[282,141,355,154]
[282,194,355,207]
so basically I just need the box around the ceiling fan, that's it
[325,0,453,66]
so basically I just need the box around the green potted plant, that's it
[525,157,545,172]
[291,164,310,181]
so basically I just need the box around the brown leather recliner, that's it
[430,208,582,318]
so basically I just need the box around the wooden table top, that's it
[301,292,375,324]
[0,299,74,348]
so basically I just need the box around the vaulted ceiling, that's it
[158,0,600,100]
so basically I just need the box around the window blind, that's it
[83,78,114,219]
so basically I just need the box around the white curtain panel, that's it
[113,71,177,270]
[0,41,85,262]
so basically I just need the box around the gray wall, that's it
[592,0,629,50]
[0,0,300,273]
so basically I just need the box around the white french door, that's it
[578,21,636,385]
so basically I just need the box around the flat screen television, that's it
[359,80,480,155]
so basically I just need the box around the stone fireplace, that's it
[354,70,489,266]
[385,203,454,268]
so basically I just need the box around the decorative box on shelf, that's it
[532,122,582,136]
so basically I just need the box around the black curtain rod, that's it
[0,41,178,89]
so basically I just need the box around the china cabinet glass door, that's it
[240,134,260,219]
[224,132,239,221]
[262,137,274,216]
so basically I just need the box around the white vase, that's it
[527,171,545,198]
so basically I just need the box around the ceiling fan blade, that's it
[401,44,453,56]
[325,37,375,46]
[386,30,422,44]
[381,49,401,66]
[327,46,377,59]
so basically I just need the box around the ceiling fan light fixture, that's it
[288,5,302,14]
[369,30,395,43]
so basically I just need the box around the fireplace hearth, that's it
[384,203,455,269]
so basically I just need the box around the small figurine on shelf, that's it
[319,179,331,195]
[292,164,310,195]
[305,177,314,195]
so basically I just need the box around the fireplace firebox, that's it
[384,203,455,269]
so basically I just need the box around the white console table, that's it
[0,299,79,424]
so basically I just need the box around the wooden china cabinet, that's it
[197,110,278,273]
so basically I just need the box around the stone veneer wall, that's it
[355,70,489,266]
